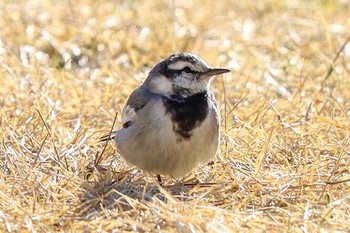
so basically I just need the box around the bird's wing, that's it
[121,85,154,128]
[99,85,154,142]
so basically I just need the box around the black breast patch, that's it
[162,92,209,140]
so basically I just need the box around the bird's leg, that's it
[157,174,163,186]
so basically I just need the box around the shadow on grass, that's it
[72,169,210,216]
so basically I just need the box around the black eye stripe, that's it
[182,66,193,73]
[163,64,198,78]
[165,67,195,75]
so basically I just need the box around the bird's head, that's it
[144,53,230,96]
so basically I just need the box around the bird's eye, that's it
[182,66,193,73]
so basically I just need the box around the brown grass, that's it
[1,0,350,232]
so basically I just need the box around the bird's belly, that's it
[115,105,219,178]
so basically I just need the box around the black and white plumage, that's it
[114,53,230,178]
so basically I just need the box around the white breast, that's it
[115,97,220,178]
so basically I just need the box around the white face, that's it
[172,72,210,92]
[169,60,211,94]
[147,73,209,95]
[148,75,173,94]
[145,57,213,95]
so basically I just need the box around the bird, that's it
[105,52,230,181]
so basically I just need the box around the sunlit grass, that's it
[1,0,350,231]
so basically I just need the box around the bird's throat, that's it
[162,91,209,141]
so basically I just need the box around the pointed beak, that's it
[203,68,230,76]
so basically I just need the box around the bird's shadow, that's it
[73,169,212,217]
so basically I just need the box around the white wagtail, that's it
[105,53,230,181]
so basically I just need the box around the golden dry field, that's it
[1,0,350,232]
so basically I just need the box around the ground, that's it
[1,0,350,232]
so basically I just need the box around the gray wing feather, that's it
[121,85,155,125]
[126,85,154,110]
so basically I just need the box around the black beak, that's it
[203,68,230,76]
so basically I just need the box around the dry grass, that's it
[1,0,350,232]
